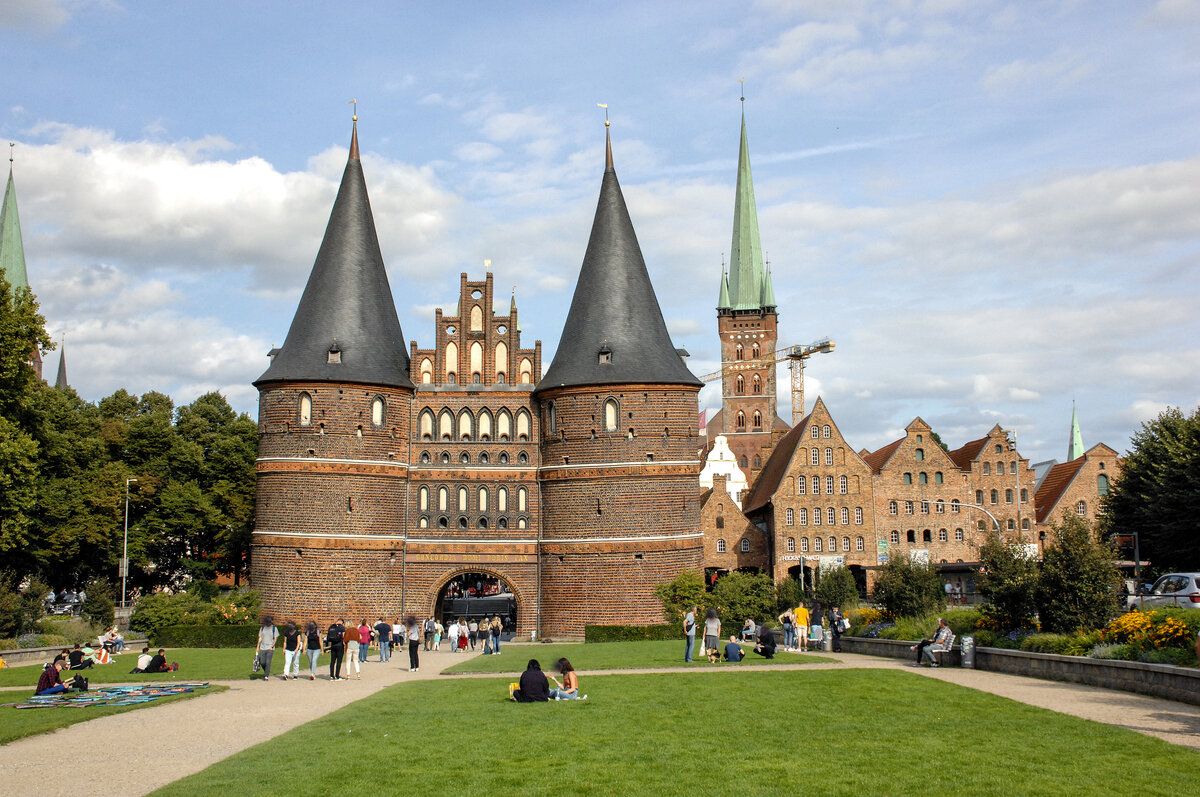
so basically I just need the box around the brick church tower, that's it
[250,121,415,622]
[534,123,704,637]
[709,108,782,477]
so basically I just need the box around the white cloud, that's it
[455,142,503,163]
[982,50,1093,94]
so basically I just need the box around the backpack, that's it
[327,625,343,644]
[70,675,89,691]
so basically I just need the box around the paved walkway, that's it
[1,648,1198,796]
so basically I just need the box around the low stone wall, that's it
[975,646,1200,707]
[842,635,1200,707]
[1,639,147,668]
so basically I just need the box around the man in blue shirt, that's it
[724,636,744,662]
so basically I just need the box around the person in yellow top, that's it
[794,604,811,652]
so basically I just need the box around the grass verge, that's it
[443,639,833,673]
[151,670,1200,796]
[0,648,330,687]
[0,685,227,745]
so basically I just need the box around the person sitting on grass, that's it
[143,648,178,673]
[67,644,94,670]
[548,657,587,700]
[724,635,744,662]
[753,624,777,659]
[131,646,152,673]
[83,642,110,666]
[510,659,550,702]
[36,660,72,696]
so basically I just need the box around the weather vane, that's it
[598,103,609,127]
[349,99,357,122]
[739,77,745,104]
[8,142,13,164]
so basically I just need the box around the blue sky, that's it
[2,0,1198,465]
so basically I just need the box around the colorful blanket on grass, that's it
[1,682,211,709]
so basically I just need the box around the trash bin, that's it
[960,635,975,669]
[822,633,833,652]
[530,629,538,643]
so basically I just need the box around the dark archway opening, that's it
[436,572,517,640]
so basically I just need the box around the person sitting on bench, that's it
[724,635,744,662]
[912,618,952,666]
[36,661,72,696]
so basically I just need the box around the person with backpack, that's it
[304,621,322,680]
[255,616,279,679]
[423,617,435,651]
[405,616,421,672]
[326,619,346,680]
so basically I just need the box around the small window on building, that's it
[938,528,948,542]
[371,396,385,426]
[736,411,746,430]
[298,392,312,425]
[855,536,864,551]
[935,471,944,485]
[814,537,823,552]
[995,444,1003,454]
[842,536,850,552]
[890,530,900,543]
[1007,519,1015,530]
[825,448,833,466]
[498,517,508,529]
[828,535,836,551]
[460,452,470,464]
[903,473,913,485]
[919,472,928,485]
[786,508,794,526]
[983,462,991,475]
[735,344,744,361]
[905,501,914,515]
[420,451,431,464]
[458,487,468,512]
[1020,488,1028,503]
[935,499,945,514]
[839,475,848,494]
[811,426,819,439]
[458,517,468,528]
[739,456,748,468]
[997,461,1005,475]
[1022,519,1030,530]
[827,508,836,525]
[716,516,725,529]
[855,507,863,525]
[951,499,960,513]
[419,516,428,528]
[1097,475,1109,495]
[889,500,898,515]
[499,452,509,465]
[813,507,821,526]
[740,538,750,553]
[518,487,528,512]
[922,529,932,542]
[752,411,762,430]
[1005,489,1013,503]
[517,517,527,529]
[921,501,929,515]
[796,476,806,495]
[915,448,925,461]
[990,489,999,504]
[823,425,831,438]
[717,539,727,553]
[955,528,964,541]
[752,374,761,394]
[840,508,849,525]
[799,508,808,525]
[1076,500,1086,515]
[327,342,341,364]
[516,410,531,441]
[825,475,834,494]
[736,375,745,394]
[787,537,796,553]
[975,490,984,504]
[907,529,916,543]
[751,342,760,358]
[800,537,809,552]
[811,448,819,466]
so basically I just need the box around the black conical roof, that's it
[535,131,701,395]
[255,124,413,390]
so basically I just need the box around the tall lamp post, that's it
[121,478,137,609]
[1007,430,1021,540]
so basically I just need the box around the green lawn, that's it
[0,648,318,688]
[151,669,1200,796]
[0,685,227,745]
[444,639,833,673]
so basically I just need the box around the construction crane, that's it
[699,338,836,426]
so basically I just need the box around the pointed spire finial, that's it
[484,258,491,272]
[349,99,357,123]
[739,77,745,104]
[598,103,612,171]
[7,143,12,165]
[348,100,360,160]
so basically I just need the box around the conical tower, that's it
[251,120,414,625]
[535,120,703,638]
[1,152,42,379]
[1068,402,1085,461]
[54,339,68,389]
[711,103,780,477]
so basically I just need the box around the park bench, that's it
[929,633,956,666]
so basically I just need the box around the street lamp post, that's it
[121,478,137,609]
[1007,430,1021,539]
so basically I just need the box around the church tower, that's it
[713,105,779,477]
[1,152,42,379]
[535,121,704,638]
[251,120,415,623]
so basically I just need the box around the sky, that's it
[1,0,1198,466]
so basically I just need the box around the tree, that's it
[977,537,1039,632]
[815,566,859,610]
[1036,512,1120,633]
[775,576,804,615]
[871,556,944,618]
[654,569,707,625]
[711,572,777,626]
[1102,405,1200,572]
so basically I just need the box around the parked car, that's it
[1138,573,1200,610]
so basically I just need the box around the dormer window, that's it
[327,341,342,364]
[598,343,612,365]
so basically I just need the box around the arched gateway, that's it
[434,570,520,640]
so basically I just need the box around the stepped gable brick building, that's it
[252,121,700,637]
[702,109,788,479]
[534,123,704,637]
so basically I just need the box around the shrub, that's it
[1102,608,1200,654]
[815,566,859,611]
[130,589,261,635]
[711,572,776,627]
[654,570,706,626]
[776,577,805,615]
[80,578,116,629]
[584,624,677,643]
[871,557,944,619]
[1091,643,1136,661]
[943,609,982,637]
[1036,512,1120,633]
[40,616,102,645]
[0,576,48,638]
[977,536,1039,633]
[151,625,263,648]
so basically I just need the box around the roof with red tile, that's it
[1034,458,1086,524]
[742,414,811,513]
[946,435,990,470]
[862,437,904,474]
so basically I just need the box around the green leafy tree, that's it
[815,566,859,610]
[0,575,48,637]
[871,556,944,618]
[654,569,707,625]
[80,577,116,629]
[776,576,804,615]
[977,537,1039,632]
[1101,405,1200,572]
[711,571,776,626]
[1036,512,1120,633]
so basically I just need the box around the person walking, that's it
[424,616,435,651]
[684,605,697,663]
[374,618,392,663]
[357,620,372,664]
[281,621,302,680]
[326,619,346,680]
[447,618,460,653]
[255,616,279,680]
[490,617,503,654]
[830,606,845,652]
[406,616,421,672]
[703,608,721,660]
[343,623,362,679]
[468,618,479,651]
[304,620,322,680]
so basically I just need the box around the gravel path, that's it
[2,648,1198,796]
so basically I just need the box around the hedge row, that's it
[151,625,271,648]
[584,624,678,642]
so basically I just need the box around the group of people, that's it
[250,614,509,681]
[944,580,968,605]
[684,603,850,664]
[510,658,586,702]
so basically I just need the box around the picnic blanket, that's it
[1,682,211,709]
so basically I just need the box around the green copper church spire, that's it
[724,102,767,312]
[717,263,731,308]
[0,146,29,294]
[1067,402,1085,461]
